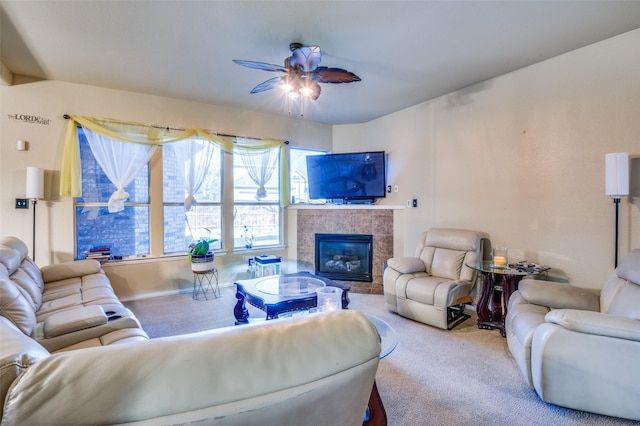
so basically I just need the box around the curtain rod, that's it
[63,114,289,144]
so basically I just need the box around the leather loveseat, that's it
[505,249,640,421]
[1,236,381,424]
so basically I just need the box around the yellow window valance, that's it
[60,115,290,207]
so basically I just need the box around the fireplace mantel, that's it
[288,204,405,210]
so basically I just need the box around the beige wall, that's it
[334,29,640,289]
[0,80,332,297]
[2,29,639,296]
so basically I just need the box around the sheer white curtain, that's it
[172,138,216,211]
[84,128,157,213]
[235,141,279,200]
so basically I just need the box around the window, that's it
[233,146,281,248]
[74,126,284,259]
[162,139,222,254]
[289,147,328,204]
[75,128,150,259]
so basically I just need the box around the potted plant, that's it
[188,230,218,273]
[242,225,254,249]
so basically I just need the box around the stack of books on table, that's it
[84,245,112,262]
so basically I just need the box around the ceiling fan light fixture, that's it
[299,86,313,97]
[234,42,360,116]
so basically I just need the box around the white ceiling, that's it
[2,1,640,125]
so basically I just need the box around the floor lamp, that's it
[605,153,629,268]
[26,167,44,262]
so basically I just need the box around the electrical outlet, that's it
[386,185,392,193]
[406,199,412,208]
[412,199,418,208]
[394,185,399,192]
[15,198,28,209]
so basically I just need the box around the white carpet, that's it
[125,288,638,426]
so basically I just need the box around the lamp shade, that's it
[605,153,629,197]
[26,167,44,200]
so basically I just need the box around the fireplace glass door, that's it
[315,233,373,282]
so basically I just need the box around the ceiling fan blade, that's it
[233,60,287,73]
[250,77,283,94]
[310,67,361,84]
[289,46,322,72]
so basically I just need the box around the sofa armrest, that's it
[2,310,381,426]
[545,309,640,342]
[518,279,600,311]
[387,257,426,274]
[40,259,103,284]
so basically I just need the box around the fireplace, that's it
[315,233,373,282]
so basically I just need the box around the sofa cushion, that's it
[404,276,441,305]
[44,306,108,338]
[424,228,480,252]
[616,249,640,285]
[53,328,149,352]
[602,250,640,318]
[0,267,37,336]
[7,267,43,312]
[0,237,27,274]
[0,316,50,416]
[40,259,103,283]
[519,279,600,311]
[605,283,640,320]
[430,248,465,280]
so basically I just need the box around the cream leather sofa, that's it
[505,249,640,421]
[1,236,381,425]
[0,236,146,353]
[383,228,484,330]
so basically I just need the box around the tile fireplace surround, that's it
[295,207,394,294]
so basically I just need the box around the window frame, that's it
[162,138,224,255]
[73,127,286,260]
[232,146,282,249]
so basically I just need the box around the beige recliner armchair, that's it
[383,228,484,330]
[505,249,640,421]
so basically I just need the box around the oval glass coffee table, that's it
[362,313,397,426]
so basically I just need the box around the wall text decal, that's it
[7,113,51,125]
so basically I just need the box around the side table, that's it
[466,261,549,336]
[193,268,219,300]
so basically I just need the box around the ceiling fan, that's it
[233,43,361,101]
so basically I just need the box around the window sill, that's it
[232,245,286,254]
[98,246,286,266]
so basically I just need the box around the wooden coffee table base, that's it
[364,381,387,426]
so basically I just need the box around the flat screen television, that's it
[306,151,387,203]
